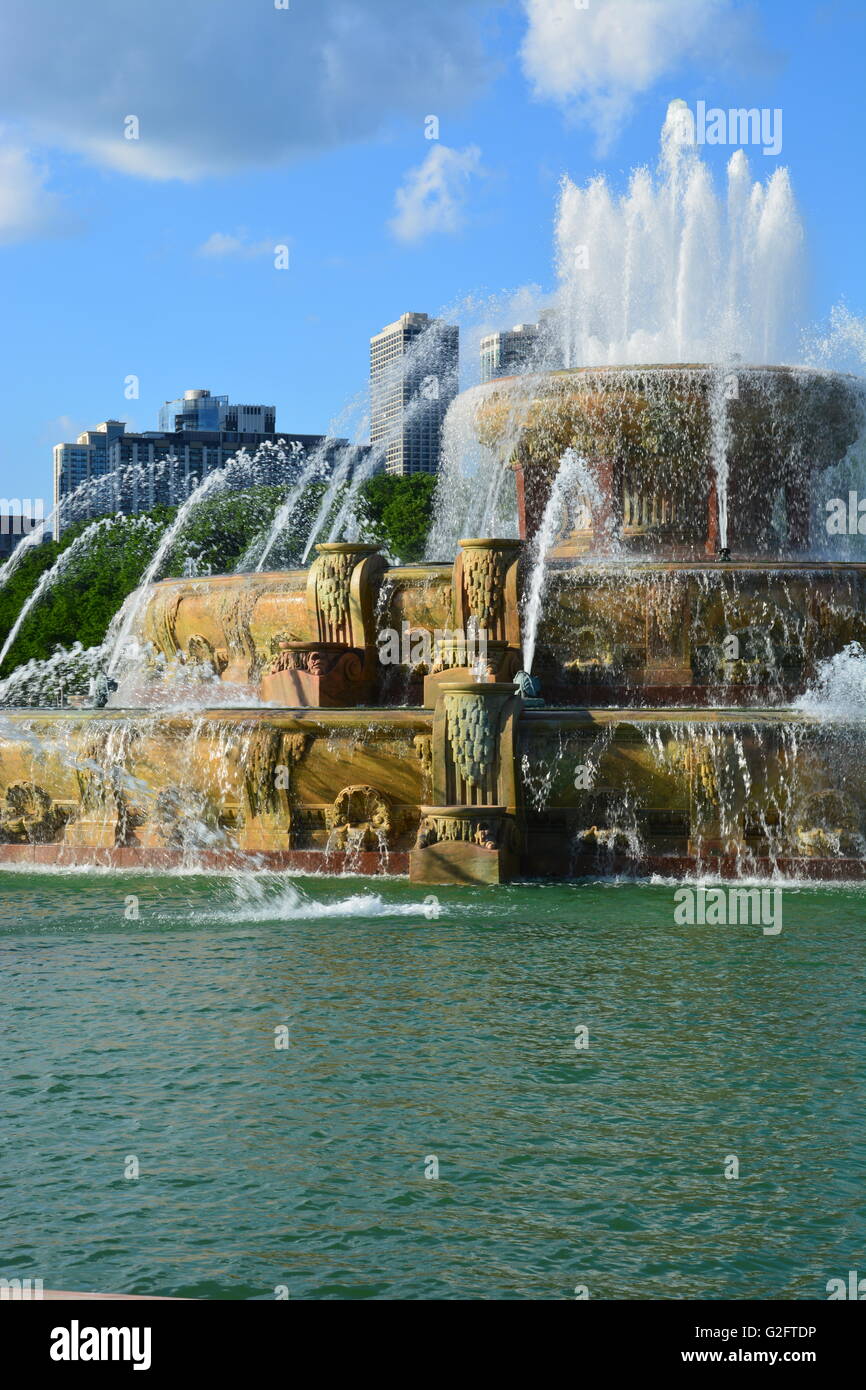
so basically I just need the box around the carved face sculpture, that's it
[307,650,330,677]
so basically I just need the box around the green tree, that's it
[358,473,436,561]
[0,470,437,677]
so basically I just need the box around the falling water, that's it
[250,437,353,573]
[0,518,114,671]
[425,379,525,559]
[106,462,239,679]
[795,641,866,721]
[550,100,808,547]
[295,386,440,564]
[708,366,732,550]
[0,468,119,596]
[0,520,48,593]
[521,448,600,673]
[0,458,187,599]
[315,320,460,559]
[302,444,367,563]
[425,103,809,554]
[0,642,103,708]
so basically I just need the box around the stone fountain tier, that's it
[469,364,864,559]
[532,558,866,705]
[141,540,410,705]
[0,705,864,881]
[136,550,866,709]
[0,708,432,870]
[137,537,527,708]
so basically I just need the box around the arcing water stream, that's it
[521,448,599,674]
[0,518,113,671]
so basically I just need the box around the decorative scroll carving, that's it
[261,642,369,707]
[268,642,350,678]
[430,636,470,674]
[186,633,228,675]
[146,588,184,660]
[270,642,305,672]
[266,629,305,666]
[416,810,508,851]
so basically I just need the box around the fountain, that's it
[1,107,864,883]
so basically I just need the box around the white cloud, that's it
[390,144,483,244]
[0,0,497,181]
[520,0,747,149]
[0,136,71,244]
[197,231,276,259]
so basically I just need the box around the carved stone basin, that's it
[469,364,865,559]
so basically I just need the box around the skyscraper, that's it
[479,323,542,383]
[158,389,276,435]
[52,390,354,532]
[370,312,459,475]
[53,420,127,515]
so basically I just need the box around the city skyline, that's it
[50,386,353,532]
[48,310,472,533]
[0,1,864,506]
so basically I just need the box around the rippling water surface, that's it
[0,870,863,1300]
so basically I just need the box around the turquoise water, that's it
[0,869,863,1300]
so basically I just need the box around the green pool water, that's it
[0,869,863,1300]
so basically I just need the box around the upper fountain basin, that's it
[468,364,864,560]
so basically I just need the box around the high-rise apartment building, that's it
[370,313,459,475]
[480,323,542,383]
[53,390,351,532]
[53,420,127,514]
[158,389,276,435]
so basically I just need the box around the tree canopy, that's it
[0,473,434,677]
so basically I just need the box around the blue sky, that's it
[0,0,863,506]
